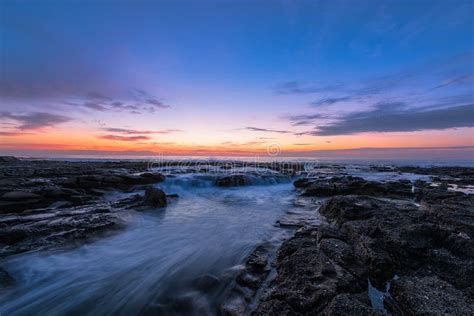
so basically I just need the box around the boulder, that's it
[144,187,167,207]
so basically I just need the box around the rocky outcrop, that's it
[254,225,376,315]
[0,156,19,163]
[216,175,248,187]
[0,163,165,213]
[296,176,413,199]
[255,188,474,314]
[63,172,165,191]
[0,203,125,258]
[0,188,169,260]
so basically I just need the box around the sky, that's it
[0,0,473,158]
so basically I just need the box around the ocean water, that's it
[0,174,301,315]
[22,155,474,167]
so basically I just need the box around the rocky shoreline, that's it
[252,172,474,315]
[1,157,473,314]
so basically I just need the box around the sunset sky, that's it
[1,0,473,158]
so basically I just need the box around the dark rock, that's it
[216,174,247,187]
[293,178,313,188]
[298,176,413,199]
[246,244,270,271]
[254,225,372,315]
[0,156,19,163]
[256,189,474,314]
[139,172,165,182]
[0,203,124,258]
[321,293,380,315]
[222,243,276,315]
[388,276,474,314]
[144,187,167,208]
[0,191,50,213]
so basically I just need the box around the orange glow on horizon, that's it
[1,126,473,157]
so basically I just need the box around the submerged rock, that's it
[0,267,15,288]
[192,274,220,293]
[216,174,248,187]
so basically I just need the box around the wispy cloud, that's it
[310,96,351,107]
[273,81,343,95]
[244,127,293,134]
[131,89,171,109]
[65,89,172,115]
[285,113,331,126]
[98,135,151,141]
[0,112,72,130]
[0,131,31,136]
[433,75,474,90]
[101,127,182,134]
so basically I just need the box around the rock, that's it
[139,172,165,182]
[0,191,50,213]
[216,175,247,187]
[0,156,19,163]
[256,189,474,314]
[388,276,474,314]
[0,203,124,258]
[321,293,380,315]
[293,178,314,188]
[102,175,126,185]
[144,187,167,207]
[298,176,413,198]
[221,243,275,315]
[254,225,372,315]
[246,244,270,272]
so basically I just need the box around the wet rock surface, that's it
[0,159,165,213]
[297,175,414,199]
[216,174,248,187]
[254,172,474,315]
[0,159,171,262]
